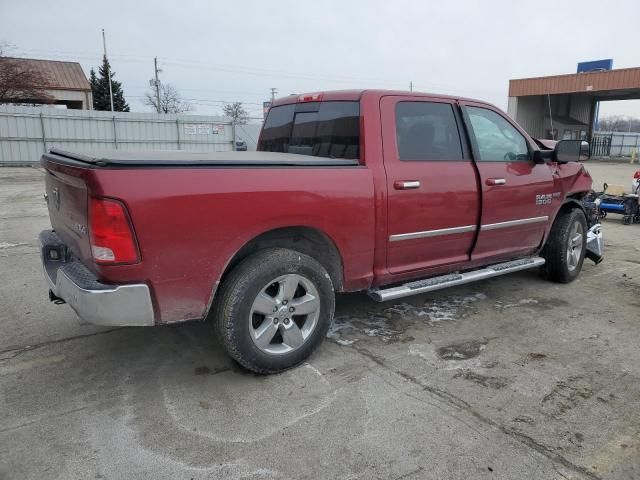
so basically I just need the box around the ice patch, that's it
[498,298,539,309]
[327,292,486,346]
[0,242,24,249]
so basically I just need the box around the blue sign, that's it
[577,59,613,73]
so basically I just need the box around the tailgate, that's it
[44,163,93,265]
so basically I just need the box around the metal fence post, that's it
[112,116,119,149]
[231,121,236,151]
[39,111,47,153]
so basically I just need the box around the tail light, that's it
[298,92,323,103]
[89,197,139,264]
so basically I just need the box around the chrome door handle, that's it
[394,180,421,190]
[486,178,506,186]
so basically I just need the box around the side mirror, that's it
[554,140,590,163]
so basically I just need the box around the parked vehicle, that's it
[39,89,602,373]
[235,140,248,151]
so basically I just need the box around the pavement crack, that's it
[0,327,126,361]
[353,345,602,480]
[0,405,91,434]
[393,466,424,479]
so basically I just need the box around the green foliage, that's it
[91,56,129,112]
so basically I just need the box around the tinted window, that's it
[258,101,360,159]
[466,107,529,161]
[395,102,463,161]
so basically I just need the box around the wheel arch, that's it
[214,225,344,306]
[541,194,589,250]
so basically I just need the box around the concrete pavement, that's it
[1,163,639,479]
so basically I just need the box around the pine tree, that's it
[91,56,129,112]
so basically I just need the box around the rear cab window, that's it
[258,101,360,160]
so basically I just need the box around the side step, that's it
[367,256,546,302]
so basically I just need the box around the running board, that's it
[367,257,546,302]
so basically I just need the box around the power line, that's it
[13,48,507,98]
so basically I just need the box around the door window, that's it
[395,102,463,161]
[466,107,530,161]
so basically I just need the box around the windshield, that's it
[258,101,360,159]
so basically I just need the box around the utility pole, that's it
[153,57,162,114]
[409,80,413,92]
[270,87,278,102]
[102,29,114,112]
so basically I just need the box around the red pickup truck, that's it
[40,89,603,373]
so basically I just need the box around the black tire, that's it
[213,248,335,374]
[541,208,588,283]
[623,215,632,225]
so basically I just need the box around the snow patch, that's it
[327,292,486,346]
[498,298,539,309]
[0,242,24,249]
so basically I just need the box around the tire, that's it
[213,248,335,374]
[541,208,588,283]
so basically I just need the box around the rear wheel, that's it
[541,208,588,283]
[213,248,335,374]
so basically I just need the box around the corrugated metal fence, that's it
[591,131,640,158]
[0,105,235,165]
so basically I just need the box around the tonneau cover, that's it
[45,148,360,167]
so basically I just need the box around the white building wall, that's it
[43,89,92,109]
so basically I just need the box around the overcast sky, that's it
[2,0,639,119]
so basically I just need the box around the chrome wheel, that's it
[566,220,584,272]
[249,274,320,355]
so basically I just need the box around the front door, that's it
[381,96,480,275]
[459,102,555,261]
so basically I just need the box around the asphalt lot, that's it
[1,161,639,480]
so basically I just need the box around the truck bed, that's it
[46,148,360,167]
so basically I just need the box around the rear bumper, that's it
[39,230,155,326]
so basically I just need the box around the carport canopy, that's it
[507,67,640,139]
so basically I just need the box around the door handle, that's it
[486,178,506,186]
[394,180,421,190]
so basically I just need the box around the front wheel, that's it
[213,248,335,374]
[541,208,588,283]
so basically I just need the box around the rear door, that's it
[459,102,555,261]
[381,96,480,274]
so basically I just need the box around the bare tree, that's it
[0,42,53,104]
[143,83,193,114]
[598,115,626,132]
[598,115,640,133]
[223,102,249,125]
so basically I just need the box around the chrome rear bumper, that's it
[39,230,155,326]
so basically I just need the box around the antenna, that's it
[547,93,555,140]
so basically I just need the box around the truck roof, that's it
[271,89,490,107]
